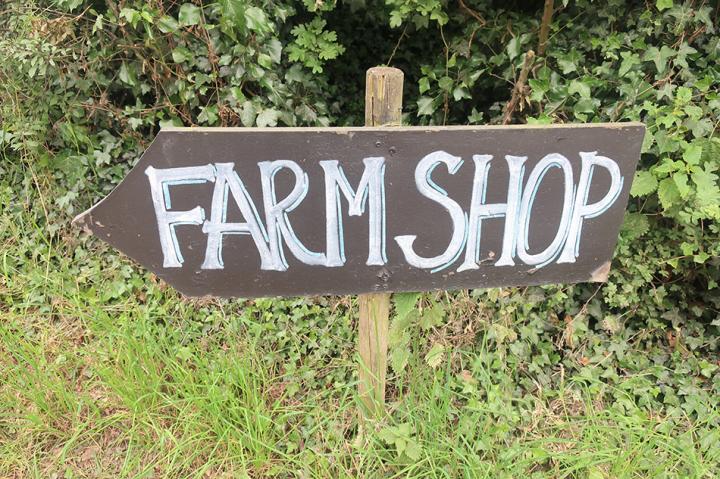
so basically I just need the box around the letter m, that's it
[320,157,386,267]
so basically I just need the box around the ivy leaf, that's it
[630,170,658,197]
[573,98,596,115]
[568,79,591,99]
[239,101,256,127]
[429,10,449,26]
[219,0,245,26]
[643,46,675,74]
[258,53,273,69]
[656,0,673,11]
[178,3,201,27]
[118,62,137,86]
[198,105,219,125]
[556,49,580,74]
[694,252,710,264]
[658,177,680,210]
[418,77,430,94]
[438,76,453,92]
[453,85,471,101]
[506,36,521,60]
[424,343,445,369]
[119,8,141,29]
[256,108,279,127]
[157,15,179,33]
[417,96,435,116]
[245,7,269,32]
[619,51,640,77]
[266,39,283,64]
[158,118,183,129]
[171,47,192,63]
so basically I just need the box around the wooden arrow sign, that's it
[75,124,644,298]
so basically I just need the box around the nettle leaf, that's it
[391,347,411,375]
[672,172,691,199]
[425,343,445,369]
[675,86,693,105]
[377,426,397,444]
[394,292,420,320]
[390,311,416,345]
[692,167,720,205]
[404,439,422,461]
[178,3,201,27]
[419,302,444,330]
[654,157,681,175]
[658,177,681,210]
[630,170,658,197]
[622,213,649,240]
[683,144,702,165]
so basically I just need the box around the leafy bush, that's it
[1,0,718,425]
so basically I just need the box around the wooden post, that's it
[358,66,403,417]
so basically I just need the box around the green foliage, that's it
[377,422,422,460]
[287,17,345,73]
[385,0,449,28]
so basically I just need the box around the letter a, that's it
[201,163,279,270]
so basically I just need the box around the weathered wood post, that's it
[358,66,403,417]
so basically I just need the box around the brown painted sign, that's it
[75,124,644,298]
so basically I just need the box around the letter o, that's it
[516,154,574,267]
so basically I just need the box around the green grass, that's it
[1,293,718,477]
[1,165,718,478]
